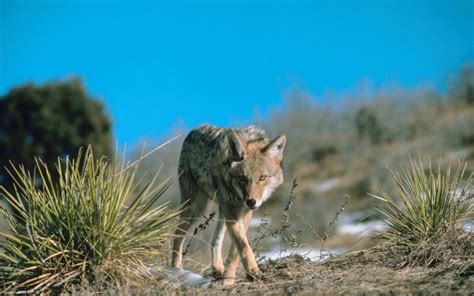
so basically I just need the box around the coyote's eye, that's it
[259,175,267,182]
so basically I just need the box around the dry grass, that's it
[96,249,472,295]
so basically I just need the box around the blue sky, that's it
[1,0,473,146]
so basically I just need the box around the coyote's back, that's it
[178,124,271,200]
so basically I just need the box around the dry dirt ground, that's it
[126,249,472,295]
[68,231,473,295]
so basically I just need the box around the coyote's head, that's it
[224,129,286,210]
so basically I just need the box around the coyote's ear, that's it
[263,134,286,162]
[228,130,247,161]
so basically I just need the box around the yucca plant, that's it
[0,145,180,294]
[373,158,473,247]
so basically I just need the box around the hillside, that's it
[130,67,474,267]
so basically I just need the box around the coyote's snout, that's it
[171,124,286,285]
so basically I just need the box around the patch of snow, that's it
[311,178,340,193]
[259,246,346,262]
[150,266,211,288]
[452,186,473,200]
[338,220,387,236]
[448,149,470,160]
[463,221,474,232]
[250,216,272,228]
[338,211,366,225]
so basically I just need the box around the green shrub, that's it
[0,146,180,294]
[372,158,472,247]
[354,106,385,144]
[0,78,113,190]
[448,63,474,105]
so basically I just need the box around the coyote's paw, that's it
[211,266,224,280]
[222,277,235,286]
[246,269,264,282]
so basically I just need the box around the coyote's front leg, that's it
[223,211,259,286]
[211,211,226,279]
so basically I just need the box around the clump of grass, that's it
[0,146,180,294]
[372,158,473,267]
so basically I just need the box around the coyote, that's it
[171,124,286,286]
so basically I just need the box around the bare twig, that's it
[182,211,216,258]
[252,178,300,253]
[320,194,350,256]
